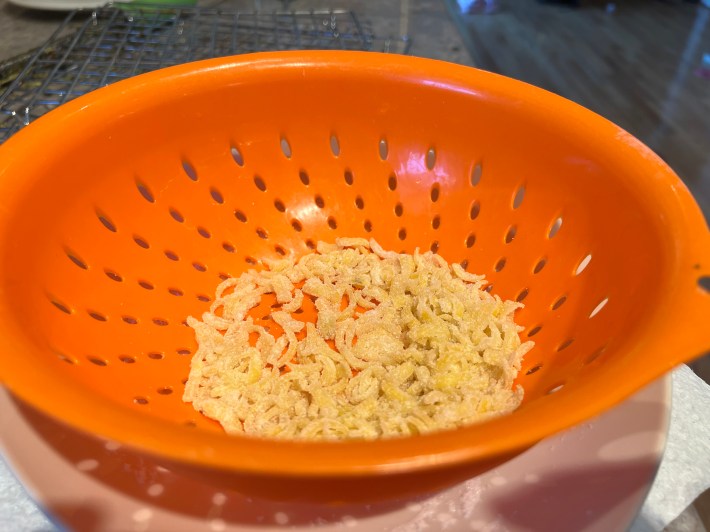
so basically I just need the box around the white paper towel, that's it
[0,457,54,531]
[630,364,710,532]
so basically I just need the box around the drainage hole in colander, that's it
[460,259,469,270]
[315,195,325,208]
[88,310,107,322]
[430,241,440,253]
[484,284,493,293]
[274,199,286,212]
[245,256,257,265]
[164,250,179,261]
[552,295,567,310]
[328,217,338,230]
[470,201,481,220]
[355,196,365,209]
[306,239,316,250]
[527,325,542,337]
[136,179,155,202]
[426,148,436,170]
[525,363,542,375]
[104,269,123,282]
[168,287,183,297]
[575,254,592,275]
[256,227,269,239]
[58,353,75,365]
[119,355,136,364]
[330,134,340,156]
[122,315,139,324]
[221,242,236,254]
[275,245,287,256]
[51,299,72,314]
[533,258,547,274]
[432,215,441,230]
[291,219,303,232]
[210,187,224,204]
[465,234,476,248]
[65,249,88,270]
[395,203,403,217]
[157,387,173,395]
[152,318,169,326]
[505,225,517,244]
[192,262,207,272]
[515,288,529,302]
[512,185,525,209]
[169,208,184,223]
[182,161,198,181]
[148,352,164,360]
[344,169,354,185]
[398,228,407,240]
[299,171,310,186]
[87,356,107,366]
[388,174,397,191]
[218,272,230,281]
[231,146,244,166]
[184,421,197,427]
[471,163,482,186]
[133,235,150,249]
[547,383,565,394]
[138,280,155,290]
[494,258,506,272]
[379,138,388,160]
[589,297,609,318]
[557,339,574,351]
[235,209,248,223]
[134,397,149,405]
[280,137,292,158]
[699,276,710,292]
[96,210,117,232]
[430,183,440,203]
[548,216,563,238]
[254,176,267,192]
[197,293,212,302]
[364,220,373,232]
[177,349,191,356]
[585,346,607,364]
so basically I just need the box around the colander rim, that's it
[0,51,708,478]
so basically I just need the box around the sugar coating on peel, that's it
[183,238,533,441]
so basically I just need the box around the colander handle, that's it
[664,271,710,367]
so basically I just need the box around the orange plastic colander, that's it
[0,51,708,502]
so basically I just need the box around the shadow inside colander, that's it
[12,394,432,526]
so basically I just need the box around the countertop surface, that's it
[0,0,70,61]
[0,0,473,66]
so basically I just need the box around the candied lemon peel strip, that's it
[184,238,533,441]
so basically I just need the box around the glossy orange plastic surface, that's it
[0,52,708,501]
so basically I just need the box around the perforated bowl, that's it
[0,52,708,502]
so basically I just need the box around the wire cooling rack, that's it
[0,4,411,143]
